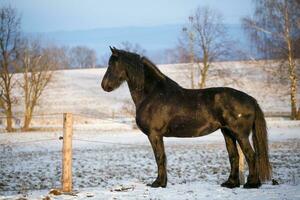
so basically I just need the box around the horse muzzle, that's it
[101,79,114,92]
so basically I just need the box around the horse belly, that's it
[164,117,220,138]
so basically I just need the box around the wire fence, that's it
[0,112,63,119]
[72,138,149,147]
[0,136,148,147]
[0,112,141,147]
[0,138,59,145]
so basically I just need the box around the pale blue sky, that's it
[1,0,253,32]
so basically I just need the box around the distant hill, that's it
[28,24,253,64]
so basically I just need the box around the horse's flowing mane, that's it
[141,57,166,81]
[117,49,181,93]
[118,50,166,87]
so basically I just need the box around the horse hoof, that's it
[147,180,166,188]
[221,180,240,188]
[243,181,261,189]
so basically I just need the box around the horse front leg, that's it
[147,133,167,188]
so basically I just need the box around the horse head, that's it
[101,47,128,92]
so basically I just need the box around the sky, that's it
[1,0,253,32]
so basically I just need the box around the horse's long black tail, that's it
[252,102,272,182]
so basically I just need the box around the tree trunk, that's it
[289,62,298,120]
[297,108,300,120]
[22,112,32,131]
[199,71,206,89]
[6,107,13,132]
[23,100,34,131]
[190,64,195,89]
[189,31,195,89]
[284,4,299,120]
[199,63,209,89]
[199,51,209,89]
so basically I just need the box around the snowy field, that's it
[0,120,300,200]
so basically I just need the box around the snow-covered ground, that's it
[0,120,299,200]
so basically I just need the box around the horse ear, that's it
[110,46,118,56]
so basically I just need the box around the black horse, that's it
[101,47,272,189]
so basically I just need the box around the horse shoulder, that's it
[135,90,173,136]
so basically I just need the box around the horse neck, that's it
[127,81,144,107]
[126,62,165,107]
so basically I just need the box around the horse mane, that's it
[117,50,145,89]
[118,50,166,82]
[141,56,166,80]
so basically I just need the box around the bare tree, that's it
[0,6,21,132]
[180,6,230,89]
[69,45,97,68]
[20,39,59,131]
[243,0,300,119]
[120,41,146,55]
[183,16,196,89]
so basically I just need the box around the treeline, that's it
[59,45,98,69]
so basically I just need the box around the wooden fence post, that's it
[62,113,73,192]
[237,144,245,185]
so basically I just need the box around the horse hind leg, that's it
[221,128,240,188]
[236,132,261,188]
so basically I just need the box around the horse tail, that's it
[252,102,272,182]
